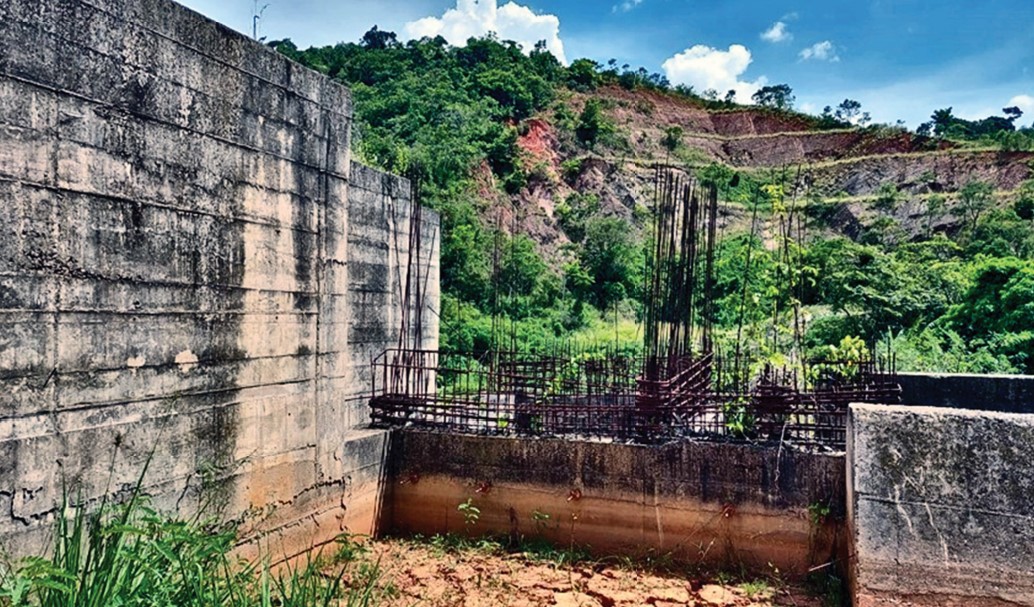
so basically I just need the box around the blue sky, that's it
[178,0,1034,127]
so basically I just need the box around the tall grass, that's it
[0,475,383,606]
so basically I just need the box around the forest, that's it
[273,30,1034,375]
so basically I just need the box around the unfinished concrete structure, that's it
[0,0,438,559]
[2,3,1034,607]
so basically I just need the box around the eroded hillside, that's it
[507,85,1033,257]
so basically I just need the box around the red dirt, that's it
[355,538,829,607]
[519,118,561,170]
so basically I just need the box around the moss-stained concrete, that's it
[0,0,438,561]
[385,430,846,578]
[848,403,1034,606]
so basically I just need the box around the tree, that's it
[577,218,641,310]
[360,26,398,50]
[949,259,1034,373]
[751,84,795,110]
[576,99,612,149]
[835,99,871,126]
[930,107,955,136]
[1004,106,1024,123]
[1015,180,1034,222]
[567,59,600,91]
[874,182,901,211]
[496,234,550,318]
[926,194,947,236]
[475,68,541,120]
[661,126,683,154]
[958,180,995,231]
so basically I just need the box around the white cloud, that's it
[661,44,767,103]
[799,40,839,62]
[404,0,567,64]
[760,21,792,43]
[613,0,644,13]
[1008,94,1034,114]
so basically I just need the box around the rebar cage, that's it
[370,348,901,451]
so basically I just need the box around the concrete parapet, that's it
[898,372,1034,414]
[847,403,1034,606]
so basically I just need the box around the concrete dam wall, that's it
[0,0,439,558]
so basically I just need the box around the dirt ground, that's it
[350,537,833,607]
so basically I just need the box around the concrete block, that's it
[849,403,1034,606]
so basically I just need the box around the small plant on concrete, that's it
[808,501,833,525]
[531,509,551,532]
[723,397,756,438]
[458,498,481,530]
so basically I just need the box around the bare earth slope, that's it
[506,85,1033,255]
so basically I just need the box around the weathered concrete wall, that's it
[899,372,1034,414]
[847,403,1034,606]
[0,0,438,559]
[386,431,846,577]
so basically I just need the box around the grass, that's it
[406,532,592,570]
[0,478,386,607]
[739,578,772,599]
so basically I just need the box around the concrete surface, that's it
[0,0,438,560]
[848,403,1034,606]
[898,373,1034,414]
[386,431,847,578]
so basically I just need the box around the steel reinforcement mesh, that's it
[369,348,901,451]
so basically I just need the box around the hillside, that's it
[274,33,1034,374]
[506,85,1033,255]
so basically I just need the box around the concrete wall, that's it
[899,372,1034,414]
[847,403,1034,606]
[386,431,846,577]
[0,0,438,559]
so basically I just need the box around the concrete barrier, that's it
[847,403,1034,606]
[385,430,847,578]
[898,373,1034,414]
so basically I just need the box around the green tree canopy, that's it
[751,84,795,110]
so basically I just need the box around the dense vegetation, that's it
[0,472,385,606]
[274,31,1034,374]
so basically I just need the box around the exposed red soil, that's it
[519,118,562,171]
[355,538,830,607]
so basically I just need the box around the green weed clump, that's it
[0,481,382,607]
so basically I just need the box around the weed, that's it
[458,498,481,530]
[715,570,735,585]
[0,464,386,607]
[425,533,503,557]
[519,537,591,568]
[808,501,833,525]
[333,533,372,564]
[740,578,771,599]
[531,509,553,535]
